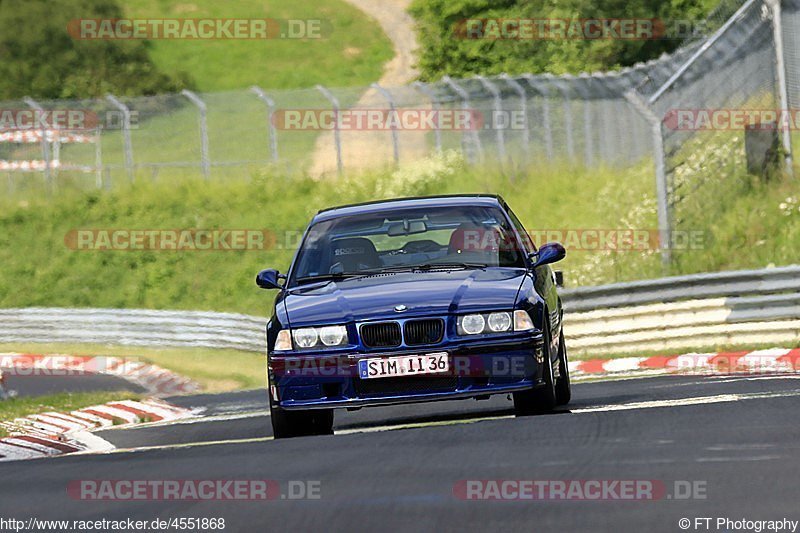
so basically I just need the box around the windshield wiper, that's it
[296,263,488,284]
[295,272,366,284]
[414,262,487,270]
[361,262,487,274]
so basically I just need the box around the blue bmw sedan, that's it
[257,194,570,438]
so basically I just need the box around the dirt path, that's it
[309,0,429,176]
[344,0,419,87]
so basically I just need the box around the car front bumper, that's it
[269,333,545,410]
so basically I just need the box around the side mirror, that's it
[530,242,566,268]
[256,269,284,289]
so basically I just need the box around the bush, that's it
[0,0,191,100]
[409,0,718,81]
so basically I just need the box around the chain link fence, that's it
[2,0,798,269]
[1,62,670,191]
[626,0,800,266]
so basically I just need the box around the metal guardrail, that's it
[0,265,797,356]
[559,265,800,311]
[0,308,265,353]
[561,265,800,353]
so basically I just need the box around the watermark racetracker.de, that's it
[453,479,707,500]
[664,109,800,130]
[280,228,706,252]
[64,229,275,251]
[0,354,138,377]
[0,109,138,132]
[270,108,535,132]
[453,18,711,40]
[67,479,321,501]
[68,18,331,40]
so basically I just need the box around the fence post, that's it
[442,76,482,164]
[315,84,343,175]
[250,86,279,162]
[181,90,210,179]
[546,75,576,161]
[625,90,671,267]
[767,0,794,177]
[575,74,595,168]
[500,74,530,163]
[600,73,646,163]
[412,82,442,153]
[371,83,400,165]
[522,74,554,161]
[23,97,51,189]
[105,94,135,182]
[475,76,506,163]
[94,126,103,189]
[595,74,621,165]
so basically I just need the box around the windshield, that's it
[289,205,526,284]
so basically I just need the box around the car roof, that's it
[313,194,506,222]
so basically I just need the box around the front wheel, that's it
[555,329,571,405]
[513,321,557,416]
[270,404,334,439]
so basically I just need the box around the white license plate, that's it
[358,352,449,379]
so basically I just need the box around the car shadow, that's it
[335,406,573,431]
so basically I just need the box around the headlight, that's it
[319,325,347,346]
[458,310,534,335]
[513,310,535,331]
[487,312,512,332]
[281,325,349,350]
[460,314,486,335]
[293,328,318,348]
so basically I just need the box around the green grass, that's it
[1,152,798,317]
[0,343,265,393]
[121,0,393,92]
[0,390,142,438]
[20,0,395,181]
[3,0,394,182]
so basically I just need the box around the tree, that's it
[0,0,191,100]
[409,0,718,81]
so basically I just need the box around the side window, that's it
[505,207,536,253]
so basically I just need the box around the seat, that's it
[329,237,382,272]
[448,224,503,254]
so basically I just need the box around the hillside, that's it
[1,155,797,316]
[121,0,394,91]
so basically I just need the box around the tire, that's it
[270,404,334,439]
[555,329,571,406]
[513,319,557,416]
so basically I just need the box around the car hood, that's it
[283,268,527,326]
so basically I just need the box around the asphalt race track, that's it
[1,375,799,532]
[0,369,145,398]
